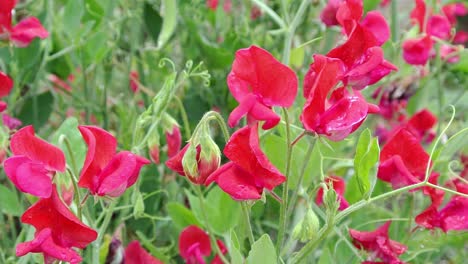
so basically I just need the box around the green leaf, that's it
[290,46,305,69]
[143,3,163,45]
[0,184,23,216]
[186,186,241,235]
[438,127,468,162]
[363,0,380,13]
[83,0,104,28]
[84,31,110,65]
[17,91,54,129]
[50,117,87,172]
[353,129,380,197]
[157,0,177,49]
[63,0,85,37]
[246,234,277,264]
[167,202,201,229]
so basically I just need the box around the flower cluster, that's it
[3,124,149,262]
[403,0,467,65]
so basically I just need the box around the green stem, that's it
[194,186,229,264]
[251,0,286,29]
[242,202,255,247]
[67,168,82,220]
[286,138,316,220]
[276,108,293,253]
[291,182,427,263]
[173,96,192,139]
[93,200,118,264]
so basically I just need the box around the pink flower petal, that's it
[10,17,49,47]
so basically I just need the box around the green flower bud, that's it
[292,207,320,243]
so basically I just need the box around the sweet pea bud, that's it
[147,132,160,164]
[198,125,221,178]
[322,182,340,216]
[292,206,320,243]
[133,191,145,219]
[181,143,199,180]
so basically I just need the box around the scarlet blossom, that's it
[326,19,396,89]
[301,55,379,141]
[129,71,139,93]
[0,101,7,112]
[179,225,211,264]
[0,70,13,98]
[166,125,182,158]
[416,183,468,232]
[166,143,219,185]
[377,128,430,189]
[125,240,164,264]
[315,176,349,211]
[227,45,298,130]
[349,221,407,264]
[206,125,286,200]
[320,0,342,27]
[17,185,97,264]
[4,126,65,198]
[402,35,433,65]
[0,0,49,47]
[410,0,427,32]
[78,126,150,197]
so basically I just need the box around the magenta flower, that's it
[78,126,150,197]
[0,0,49,47]
[4,126,66,198]
[227,45,298,130]
[402,35,433,66]
[17,185,97,264]
[206,125,286,200]
[320,0,342,27]
[349,221,407,264]
[442,2,468,26]
[166,124,182,158]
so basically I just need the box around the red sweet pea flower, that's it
[0,70,13,98]
[207,0,219,11]
[166,143,219,185]
[227,45,298,130]
[416,194,468,232]
[453,30,468,44]
[0,0,48,47]
[349,221,407,264]
[402,35,433,66]
[426,15,451,40]
[320,0,342,27]
[129,71,139,93]
[377,128,429,189]
[206,125,286,200]
[166,125,182,158]
[442,3,468,26]
[78,126,150,197]
[179,225,211,264]
[315,176,349,211]
[410,0,427,32]
[301,55,379,141]
[17,185,97,264]
[4,126,66,198]
[125,241,164,264]
[211,240,228,264]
